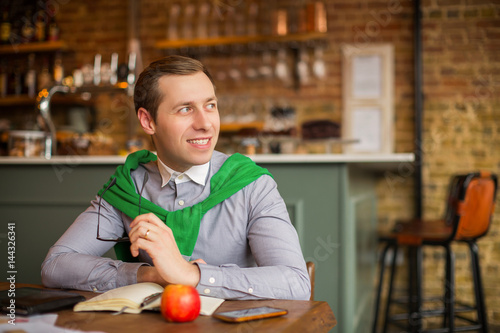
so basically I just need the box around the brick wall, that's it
[420,0,500,327]
[52,0,499,327]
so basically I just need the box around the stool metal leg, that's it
[469,241,488,333]
[372,242,392,333]
[443,245,450,328]
[382,245,399,333]
[445,245,455,332]
[408,246,423,332]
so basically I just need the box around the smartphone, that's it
[213,306,288,323]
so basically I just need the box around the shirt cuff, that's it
[116,262,150,288]
[195,263,224,297]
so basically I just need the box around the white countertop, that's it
[249,153,414,164]
[0,153,414,167]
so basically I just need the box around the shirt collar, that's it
[157,158,209,187]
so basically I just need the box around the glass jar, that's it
[8,130,46,157]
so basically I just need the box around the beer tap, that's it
[38,85,71,159]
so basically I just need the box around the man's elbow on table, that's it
[285,268,311,301]
[40,257,60,289]
[40,249,71,289]
[296,279,312,301]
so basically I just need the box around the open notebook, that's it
[73,282,224,316]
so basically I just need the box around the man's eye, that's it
[207,103,217,110]
[179,107,190,113]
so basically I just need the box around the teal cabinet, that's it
[0,163,119,287]
[260,163,378,333]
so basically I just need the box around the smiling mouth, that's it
[187,138,210,145]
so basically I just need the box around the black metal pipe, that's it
[414,0,423,219]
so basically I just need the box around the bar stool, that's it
[372,171,498,333]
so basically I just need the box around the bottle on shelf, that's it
[9,60,24,96]
[72,67,83,88]
[288,3,307,34]
[21,8,35,43]
[38,57,52,91]
[47,16,59,41]
[25,53,37,98]
[271,8,288,36]
[0,10,11,45]
[35,8,46,42]
[0,60,7,97]
[306,1,327,33]
[53,52,64,85]
[10,18,22,45]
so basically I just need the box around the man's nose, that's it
[192,108,212,130]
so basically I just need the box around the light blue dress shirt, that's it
[41,151,310,300]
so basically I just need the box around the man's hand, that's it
[129,213,201,287]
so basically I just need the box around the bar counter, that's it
[0,152,414,333]
[0,152,414,165]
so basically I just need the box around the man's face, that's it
[151,72,220,172]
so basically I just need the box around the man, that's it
[42,55,310,300]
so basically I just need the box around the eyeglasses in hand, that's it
[96,173,149,242]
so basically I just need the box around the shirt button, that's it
[179,200,185,206]
[92,287,97,292]
[209,277,215,284]
[178,175,184,180]
[204,288,211,294]
[248,288,254,293]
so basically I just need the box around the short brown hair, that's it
[133,55,215,121]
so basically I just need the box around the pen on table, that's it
[140,292,162,308]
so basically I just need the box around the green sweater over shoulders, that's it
[98,150,272,259]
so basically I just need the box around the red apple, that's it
[160,284,201,322]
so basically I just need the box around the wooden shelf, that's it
[0,41,68,55]
[155,32,328,50]
[220,121,265,132]
[0,94,96,108]
[0,95,35,106]
[0,84,132,108]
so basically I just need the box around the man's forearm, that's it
[195,263,311,300]
[41,250,144,292]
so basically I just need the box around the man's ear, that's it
[137,107,156,135]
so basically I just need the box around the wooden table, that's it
[1,283,336,332]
